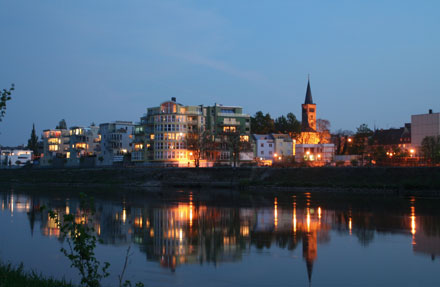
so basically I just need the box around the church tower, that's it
[301,78,317,132]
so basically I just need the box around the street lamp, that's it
[410,149,415,157]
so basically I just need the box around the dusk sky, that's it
[1,0,439,146]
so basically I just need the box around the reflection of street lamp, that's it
[317,154,321,160]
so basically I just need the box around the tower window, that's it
[309,108,315,112]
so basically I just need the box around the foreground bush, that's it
[0,262,73,287]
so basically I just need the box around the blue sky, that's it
[0,0,439,146]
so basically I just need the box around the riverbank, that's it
[1,167,440,195]
[0,262,73,287]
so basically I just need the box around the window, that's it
[261,151,264,155]
[269,144,272,147]
[260,143,264,147]
[269,151,272,155]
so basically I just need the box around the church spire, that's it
[304,76,314,104]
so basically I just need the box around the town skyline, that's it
[1,0,439,146]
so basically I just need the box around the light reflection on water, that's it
[0,189,440,286]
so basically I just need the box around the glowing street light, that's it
[348,138,352,143]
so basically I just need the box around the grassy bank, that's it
[0,262,73,287]
[1,166,440,192]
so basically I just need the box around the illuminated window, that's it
[240,135,249,142]
[49,145,59,151]
[150,134,155,140]
[75,143,87,149]
[48,138,61,144]
[134,143,143,150]
[223,126,236,132]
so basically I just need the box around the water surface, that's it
[0,187,439,286]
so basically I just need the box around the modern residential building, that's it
[98,121,134,166]
[411,109,440,150]
[205,104,252,164]
[0,148,33,167]
[66,125,100,166]
[40,129,70,166]
[132,98,252,167]
[132,98,205,167]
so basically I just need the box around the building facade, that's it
[253,134,275,160]
[0,149,33,167]
[411,110,440,150]
[98,121,134,166]
[66,125,100,166]
[132,99,251,167]
[295,144,334,164]
[40,129,70,166]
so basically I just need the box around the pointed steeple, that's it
[306,259,314,285]
[304,76,314,104]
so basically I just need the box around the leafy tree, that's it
[186,129,216,167]
[222,131,252,167]
[0,84,14,122]
[286,113,301,136]
[421,136,440,163]
[349,124,373,155]
[333,129,354,155]
[316,119,331,144]
[251,111,275,134]
[27,123,39,155]
[56,119,67,130]
[274,113,301,137]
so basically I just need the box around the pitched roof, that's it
[304,79,314,104]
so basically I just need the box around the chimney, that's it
[171,97,176,102]
[429,109,433,114]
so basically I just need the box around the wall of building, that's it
[411,112,440,148]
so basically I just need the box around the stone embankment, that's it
[1,167,440,195]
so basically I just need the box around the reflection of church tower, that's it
[301,78,317,132]
[303,231,317,285]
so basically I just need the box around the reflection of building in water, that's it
[409,201,440,261]
[6,191,440,281]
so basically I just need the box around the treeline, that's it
[250,111,301,135]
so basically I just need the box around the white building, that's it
[98,121,134,166]
[0,149,33,167]
[252,134,275,160]
[66,125,100,167]
[411,109,440,148]
[40,129,70,166]
[295,143,334,164]
[272,134,294,158]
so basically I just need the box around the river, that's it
[0,186,439,286]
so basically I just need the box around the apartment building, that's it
[66,125,100,166]
[98,121,134,166]
[132,98,251,166]
[40,129,70,166]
